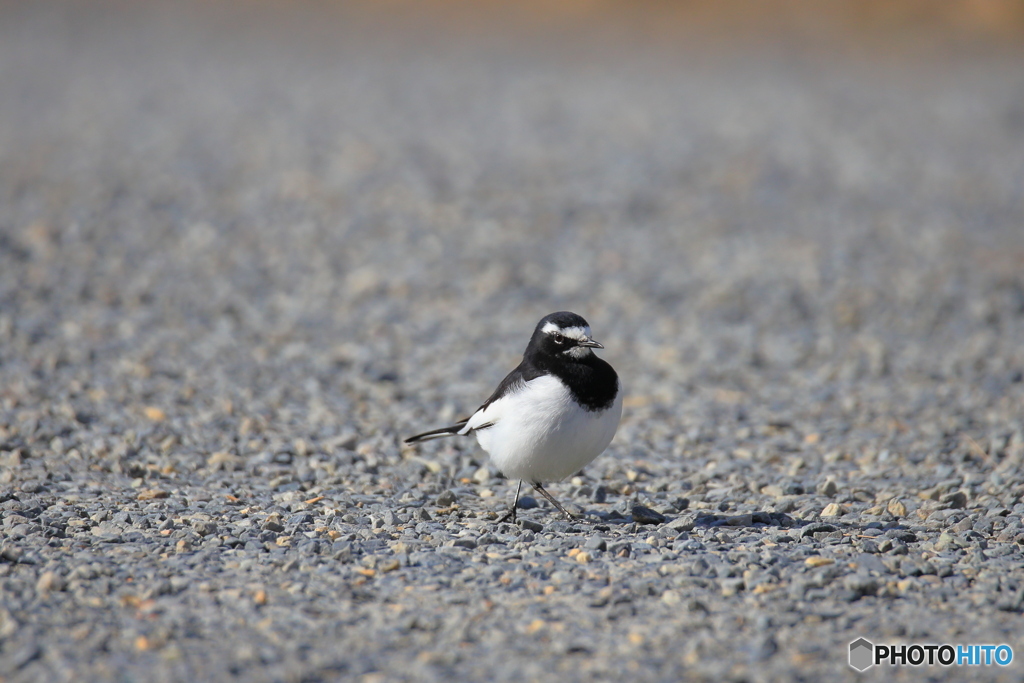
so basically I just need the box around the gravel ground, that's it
[2,2,1024,681]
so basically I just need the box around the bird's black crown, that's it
[535,311,590,333]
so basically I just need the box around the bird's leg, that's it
[497,480,522,524]
[532,482,581,521]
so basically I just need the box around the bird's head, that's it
[529,311,603,360]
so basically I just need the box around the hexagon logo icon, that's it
[849,638,874,671]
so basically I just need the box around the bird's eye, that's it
[552,333,564,344]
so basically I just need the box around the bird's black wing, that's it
[476,358,544,413]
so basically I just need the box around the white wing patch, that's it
[458,378,529,435]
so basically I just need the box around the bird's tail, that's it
[403,422,465,444]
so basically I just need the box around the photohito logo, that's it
[849,638,1013,671]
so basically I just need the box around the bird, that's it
[404,311,622,523]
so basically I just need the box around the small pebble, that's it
[631,505,666,525]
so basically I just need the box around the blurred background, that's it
[2,2,1024,680]
[0,0,1022,451]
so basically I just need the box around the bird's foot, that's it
[496,509,517,524]
[532,482,585,523]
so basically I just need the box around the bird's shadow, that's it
[586,508,913,538]
[504,497,914,539]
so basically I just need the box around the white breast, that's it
[460,374,622,483]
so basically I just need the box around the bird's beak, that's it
[578,339,603,349]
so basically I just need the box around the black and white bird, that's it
[405,311,622,522]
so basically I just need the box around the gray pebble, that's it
[435,490,457,507]
[631,505,666,525]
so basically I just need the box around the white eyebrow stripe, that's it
[541,323,591,341]
[563,326,591,340]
